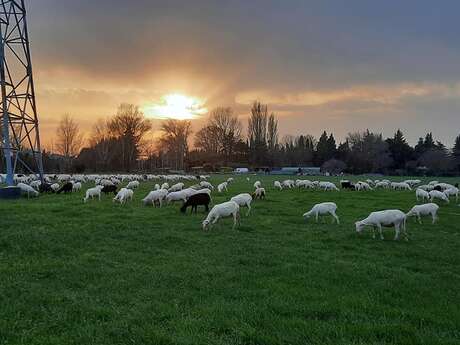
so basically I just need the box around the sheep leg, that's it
[432,212,437,224]
[394,224,400,241]
[377,224,384,240]
[417,214,422,225]
[331,211,340,224]
[315,212,319,223]
[372,226,376,239]
[246,203,251,216]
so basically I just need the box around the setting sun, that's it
[142,93,207,120]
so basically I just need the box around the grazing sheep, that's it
[168,182,184,192]
[282,180,295,188]
[83,186,103,202]
[375,181,390,189]
[303,202,339,224]
[101,185,118,195]
[416,188,430,202]
[180,193,211,214]
[340,180,355,190]
[161,182,169,190]
[227,177,234,184]
[230,193,253,216]
[142,189,168,207]
[406,203,439,224]
[319,181,340,191]
[391,182,412,191]
[253,181,262,189]
[356,181,373,191]
[30,180,41,190]
[50,183,60,192]
[113,188,133,204]
[217,182,228,193]
[17,182,39,198]
[57,182,73,194]
[429,190,450,203]
[444,187,459,202]
[72,182,82,192]
[297,180,314,189]
[166,190,188,204]
[252,187,266,200]
[355,210,407,240]
[39,183,53,193]
[126,180,139,190]
[274,181,282,190]
[202,201,240,230]
[200,181,214,190]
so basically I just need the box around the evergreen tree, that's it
[315,131,329,165]
[326,133,337,158]
[386,129,413,170]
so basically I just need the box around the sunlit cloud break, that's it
[142,93,208,120]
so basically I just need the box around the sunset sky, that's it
[29,0,460,148]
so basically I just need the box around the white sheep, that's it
[230,193,252,216]
[217,182,228,193]
[253,187,266,199]
[202,201,240,230]
[319,181,340,191]
[154,183,160,190]
[83,185,103,203]
[165,190,188,204]
[113,188,133,204]
[406,203,439,224]
[142,189,168,207]
[274,181,282,190]
[168,182,184,192]
[355,210,407,240]
[30,180,41,190]
[444,187,459,202]
[391,182,412,191]
[126,180,139,190]
[356,181,373,191]
[50,183,60,192]
[282,179,295,188]
[429,190,449,203]
[227,177,234,183]
[72,182,82,192]
[415,188,430,202]
[17,182,39,198]
[161,182,169,190]
[253,180,262,189]
[200,181,214,190]
[303,202,339,224]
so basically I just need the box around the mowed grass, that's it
[1,175,460,345]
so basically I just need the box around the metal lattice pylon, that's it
[0,0,43,186]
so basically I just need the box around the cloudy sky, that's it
[28,0,460,147]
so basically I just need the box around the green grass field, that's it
[1,175,460,345]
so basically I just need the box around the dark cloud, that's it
[26,0,460,145]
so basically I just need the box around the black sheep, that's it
[341,180,355,190]
[57,182,73,194]
[180,193,210,214]
[433,185,443,192]
[101,185,118,195]
[39,183,53,193]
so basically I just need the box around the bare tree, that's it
[194,124,221,155]
[89,118,113,171]
[158,119,192,170]
[108,104,152,171]
[247,101,270,166]
[55,114,84,166]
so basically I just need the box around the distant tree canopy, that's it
[44,102,460,176]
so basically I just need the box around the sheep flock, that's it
[2,173,459,240]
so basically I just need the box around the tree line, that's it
[3,101,459,176]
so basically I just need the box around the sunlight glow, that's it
[142,93,208,120]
